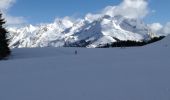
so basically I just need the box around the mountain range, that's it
[8,14,164,48]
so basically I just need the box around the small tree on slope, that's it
[0,13,10,60]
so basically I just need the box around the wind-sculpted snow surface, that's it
[8,15,159,48]
[0,35,170,100]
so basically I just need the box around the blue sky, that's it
[7,0,120,24]
[147,0,170,24]
[4,0,170,24]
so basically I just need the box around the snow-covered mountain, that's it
[8,15,160,48]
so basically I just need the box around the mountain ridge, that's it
[8,14,164,48]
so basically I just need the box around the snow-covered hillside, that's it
[150,34,170,46]
[8,14,161,48]
[0,35,170,100]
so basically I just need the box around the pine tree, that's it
[0,13,10,60]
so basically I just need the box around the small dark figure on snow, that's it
[75,50,78,55]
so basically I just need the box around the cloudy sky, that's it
[0,0,170,26]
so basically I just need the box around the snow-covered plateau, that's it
[0,35,170,100]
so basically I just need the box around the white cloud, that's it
[84,0,149,23]
[85,13,101,23]
[4,14,26,25]
[0,0,15,10]
[162,22,170,35]
[102,0,149,19]
[149,22,170,36]
[149,23,163,34]
[0,0,26,25]
[54,16,77,28]
[85,0,149,22]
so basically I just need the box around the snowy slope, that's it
[0,36,170,100]
[150,34,170,46]
[8,15,159,48]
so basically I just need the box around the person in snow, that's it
[75,50,78,55]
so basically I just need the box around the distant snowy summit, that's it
[8,15,165,48]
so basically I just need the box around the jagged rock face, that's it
[8,15,157,48]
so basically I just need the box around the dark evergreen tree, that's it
[0,13,10,60]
